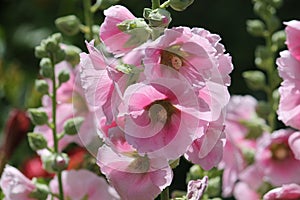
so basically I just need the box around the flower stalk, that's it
[83,0,94,40]
[152,0,160,9]
[50,52,65,200]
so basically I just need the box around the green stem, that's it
[264,33,277,131]
[83,0,94,41]
[152,0,160,9]
[50,54,64,200]
[160,187,169,200]
[160,0,171,8]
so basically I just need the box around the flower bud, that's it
[28,132,48,151]
[44,38,59,52]
[117,18,151,48]
[28,108,48,125]
[63,117,84,135]
[34,45,47,59]
[242,70,266,90]
[255,46,273,70]
[169,0,194,11]
[39,58,53,78]
[246,19,266,37]
[54,49,66,64]
[35,79,49,94]
[55,15,81,36]
[51,33,63,43]
[186,165,202,182]
[272,30,286,49]
[143,8,172,28]
[64,45,81,67]
[267,15,280,33]
[240,118,267,139]
[29,179,49,200]
[42,153,69,173]
[58,70,70,85]
[52,153,69,172]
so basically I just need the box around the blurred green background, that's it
[0,0,299,197]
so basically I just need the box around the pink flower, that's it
[118,78,203,160]
[186,176,208,200]
[218,95,263,197]
[277,50,300,130]
[144,27,232,89]
[184,119,225,170]
[284,20,300,62]
[0,165,36,200]
[263,184,300,200]
[100,5,142,55]
[48,169,120,200]
[233,182,260,200]
[256,129,300,186]
[97,145,173,200]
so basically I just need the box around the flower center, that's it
[127,155,150,173]
[160,50,183,70]
[145,99,178,124]
[270,143,290,161]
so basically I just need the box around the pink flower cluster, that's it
[219,95,300,200]
[277,20,300,130]
[80,5,233,200]
[0,165,120,200]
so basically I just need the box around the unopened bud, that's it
[35,79,49,94]
[64,45,81,67]
[58,70,70,85]
[272,30,286,49]
[243,70,266,90]
[55,15,81,36]
[117,18,151,48]
[35,45,47,59]
[28,132,48,151]
[63,117,84,135]
[143,8,172,27]
[246,19,266,37]
[28,108,48,125]
[169,0,194,11]
[29,179,49,200]
[52,153,69,172]
[40,58,53,78]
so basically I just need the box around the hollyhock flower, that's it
[218,95,264,197]
[35,61,97,155]
[118,77,203,160]
[100,5,150,55]
[0,165,36,200]
[144,27,233,86]
[143,27,231,139]
[277,50,300,130]
[256,129,300,186]
[48,169,120,200]
[97,145,173,200]
[284,20,300,62]
[186,176,208,200]
[263,184,300,200]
